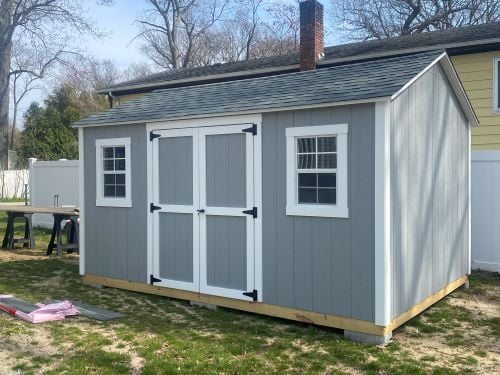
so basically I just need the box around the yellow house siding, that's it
[451,51,500,150]
[115,93,146,106]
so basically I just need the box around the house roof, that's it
[100,21,500,94]
[75,50,452,128]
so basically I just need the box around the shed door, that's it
[151,124,256,301]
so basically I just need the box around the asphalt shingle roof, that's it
[74,50,442,127]
[103,21,500,92]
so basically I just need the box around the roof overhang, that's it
[72,97,391,128]
[391,52,479,127]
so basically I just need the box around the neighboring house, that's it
[74,0,477,344]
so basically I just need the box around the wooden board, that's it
[0,205,79,216]
[83,274,468,337]
[83,274,387,336]
[386,275,468,332]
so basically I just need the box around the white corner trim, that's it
[391,52,447,101]
[285,123,349,219]
[468,127,471,275]
[95,137,132,208]
[78,128,85,276]
[374,101,391,327]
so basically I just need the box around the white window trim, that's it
[95,137,132,207]
[286,124,349,218]
[494,57,500,113]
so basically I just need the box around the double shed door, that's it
[151,124,256,301]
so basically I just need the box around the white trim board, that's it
[78,128,86,276]
[374,101,392,326]
[493,57,500,113]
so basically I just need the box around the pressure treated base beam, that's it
[82,274,386,336]
[386,275,468,332]
[82,274,468,341]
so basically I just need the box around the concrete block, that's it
[190,301,218,311]
[344,330,392,345]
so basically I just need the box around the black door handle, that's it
[197,209,205,213]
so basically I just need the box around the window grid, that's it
[296,136,337,205]
[102,146,126,198]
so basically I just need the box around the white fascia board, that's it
[374,100,392,327]
[438,55,479,126]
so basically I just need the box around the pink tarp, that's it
[0,295,79,323]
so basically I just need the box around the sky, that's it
[13,0,337,124]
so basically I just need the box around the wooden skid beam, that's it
[83,275,386,336]
[83,274,468,337]
[386,275,468,332]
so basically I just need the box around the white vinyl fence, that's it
[29,158,80,228]
[0,169,29,199]
[471,151,500,272]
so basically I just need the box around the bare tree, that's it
[121,62,157,81]
[135,0,230,69]
[56,57,121,117]
[331,0,500,40]
[0,0,110,167]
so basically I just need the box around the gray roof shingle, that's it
[74,50,442,127]
[103,21,500,92]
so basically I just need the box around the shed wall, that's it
[262,104,376,322]
[83,124,148,282]
[390,64,470,319]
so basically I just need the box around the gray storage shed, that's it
[73,50,476,344]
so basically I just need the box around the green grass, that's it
[0,212,498,374]
[0,197,26,203]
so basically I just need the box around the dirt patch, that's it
[393,281,500,373]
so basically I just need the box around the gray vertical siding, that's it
[206,133,246,208]
[262,104,376,322]
[206,216,247,290]
[159,136,193,205]
[83,124,148,282]
[390,64,469,319]
[159,213,193,282]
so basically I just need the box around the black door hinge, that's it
[242,207,257,218]
[242,124,257,136]
[150,203,161,212]
[150,131,161,141]
[150,275,161,285]
[243,289,258,302]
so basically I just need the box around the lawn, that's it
[0,213,498,374]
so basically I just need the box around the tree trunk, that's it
[0,0,14,168]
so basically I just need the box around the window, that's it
[494,58,500,112]
[286,124,348,218]
[95,138,131,207]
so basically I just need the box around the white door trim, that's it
[151,127,200,292]
[146,114,263,302]
[198,124,255,301]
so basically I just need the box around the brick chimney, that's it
[300,0,324,71]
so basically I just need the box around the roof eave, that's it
[72,96,392,128]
